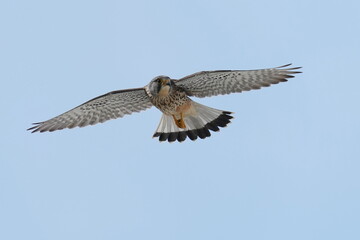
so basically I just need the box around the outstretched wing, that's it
[175,64,301,98]
[28,88,153,133]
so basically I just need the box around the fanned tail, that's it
[153,102,233,142]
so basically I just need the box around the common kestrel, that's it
[28,64,301,142]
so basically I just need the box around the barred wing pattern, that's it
[175,64,301,98]
[28,88,153,133]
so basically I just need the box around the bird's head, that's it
[147,75,172,97]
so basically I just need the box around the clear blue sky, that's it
[1,0,359,239]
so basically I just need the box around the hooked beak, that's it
[161,79,171,86]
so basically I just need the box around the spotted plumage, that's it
[28,64,301,142]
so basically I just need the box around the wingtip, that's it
[277,63,302,71]
[27,122,42,133]
[277,63,292,68]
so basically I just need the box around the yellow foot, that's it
[172,114,186,129]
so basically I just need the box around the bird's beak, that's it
[161,79,171,86]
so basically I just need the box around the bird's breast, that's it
[151,91,189,115]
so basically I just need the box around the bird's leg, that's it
[172,113,186,129]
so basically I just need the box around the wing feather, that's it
[175,64,301,98]
[28,88,153,133]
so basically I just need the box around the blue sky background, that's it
[1,0,360,239]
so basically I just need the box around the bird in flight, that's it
[28,64,301,142]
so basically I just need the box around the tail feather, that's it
[153,102,233,142]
